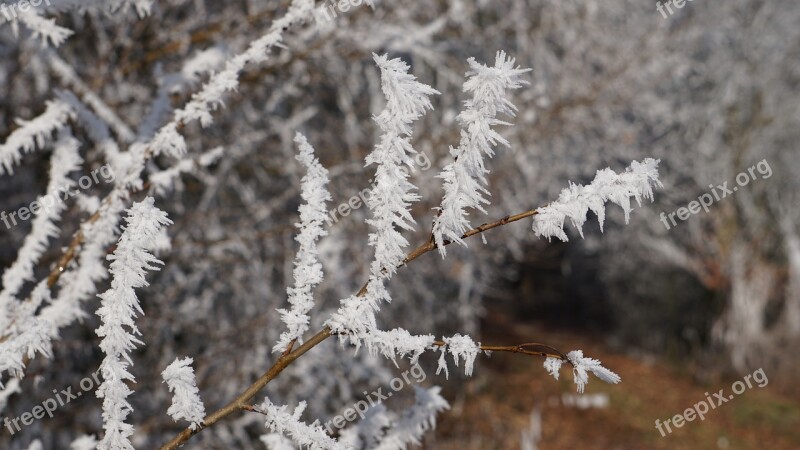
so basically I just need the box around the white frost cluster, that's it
[0,131,81,379]
[327,54,437,357]
[25,439,43,450]
[153,0,315,158]
[366,53,438,278]
[338,404,392,449]
[40,193,126,329]
[0,310,54,379]
[543,357,563,380]
[70,434,98,450]
[432,51,530,255]
[0,99,74,175]
[372,386,450,450]
[260,433,296,450]
[326,280,383,343]
[260,399,345,450]
[360,328,435,367]
[4,1,153,48]
[435,334,481,379]
[12,9,73,47]
[327,283,436,368]
[161,357,206,430]
[273,134,331,353]
[532,158,662,241]
[543,350,621,393]
[338,387,450,450]
[95,197,172,450]
[0,130,81,307]
[149,146,224,196]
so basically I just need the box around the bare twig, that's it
[241,404,264,415]
[432,341,570,361]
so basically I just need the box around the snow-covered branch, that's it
[0,131,82,379]
[273,133,331,352]
[259,399,345,450]
[95,197,171,450]
[327,53,437,355]
[372,386,449,450]
[366,53,438,278]
[531,158,662,241]
[543,350,621,393]
[152,0,316,158]
[162,357,206,431]
[0,129,81,307]
[0,99,73,175]
[432,51,530,256]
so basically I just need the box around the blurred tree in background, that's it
[0,0,797,448]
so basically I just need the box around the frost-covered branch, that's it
[152,0,315,158]
[44,0,316,299]
[164,196,636,447]
[327,53,437,350]
[12,9,73,47]
[273,134,331,353]
[365,53,438,278]
[432,51,530,255]
[95,197,171,450]
[258,399,345,450]
[47,53,136,143]
[532,158,663,241]
[149,147,224,196]
[543,350,621,393]
[329,160,660,375]
[40,192,126,329]
[0,269,59,382]
[0,99,74,175]
[2,1,152,47]
[160,50,662,448]
[162,357,206,431]
[0,129,81,316]
[0,131,82,379]
[372,386,450,450]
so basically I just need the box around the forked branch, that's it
[160,208,556,450]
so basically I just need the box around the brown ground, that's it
[428,312,800,450]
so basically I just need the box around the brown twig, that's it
[46,172,161,289]
[433,341,569,361]
[160,208,543,449]
[240,404,264,415]
[280,338,297,357]
[160,328,331,449]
